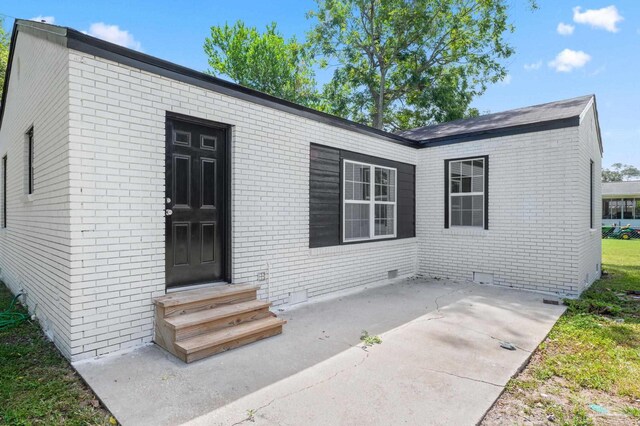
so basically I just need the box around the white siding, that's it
[416,126,587,296]
[66,50,418,360]
[0,32,72,357]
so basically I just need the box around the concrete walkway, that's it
[74,278,565,426]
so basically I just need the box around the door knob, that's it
[165,209,173,216]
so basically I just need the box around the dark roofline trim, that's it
[0,21,20,139]
[63,28,418,148]
[417,116,580,148]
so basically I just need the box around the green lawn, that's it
[0,284,115,425]
[483,239,640,425]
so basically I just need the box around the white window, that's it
[449,158,485,227]
[343,160,396,242]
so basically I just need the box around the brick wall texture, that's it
[0,33,601,360]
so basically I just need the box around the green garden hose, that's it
[0,293,30,330]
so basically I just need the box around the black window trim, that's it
[444,155,489,230]
[589,159,594,229]
[2,155,6,228]
[27,126,34,195]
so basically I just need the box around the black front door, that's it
[166,116,227,288]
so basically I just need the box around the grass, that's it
[0,283,115,425]
[483,239,640,425]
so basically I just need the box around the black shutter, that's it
[309,144,341,247]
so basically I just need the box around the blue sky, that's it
[1,1,638,167]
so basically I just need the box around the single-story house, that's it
[602,181,640,227]
[0,20,602,362]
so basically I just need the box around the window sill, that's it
[443,227,487,236]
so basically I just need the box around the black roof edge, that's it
[62,27,418,148]
[417,116,580,148]
[0,20,20,137]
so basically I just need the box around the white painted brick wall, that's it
[1,31,602,361]
[0,32,73,357]
[416,122,600,296]
[576,103,602,290]
[66,50,418,360]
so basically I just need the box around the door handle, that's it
[165,209,173,216]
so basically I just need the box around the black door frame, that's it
[165,111,233,287]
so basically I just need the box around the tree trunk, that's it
[373,73,385,129]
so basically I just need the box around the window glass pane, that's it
[451,209,461,226]
[462,196,472,209]
[451,197,461,209]
[623,199,634,219]
[472,210,483,227]
[472,195,483,210]
[472,176,483,192]
[345,162,371,201]
[636,199,640,220]
[451,161,461,177]
[461,161,472,177]
[611,200,622,219]
[602,200,610,219]
[451,179,461,193]
[461,177,471,192]
[462,210,472,226]
[345,162,354,181]
[472,160,484,177]
[345,203,370,240]
[374,204,394,236]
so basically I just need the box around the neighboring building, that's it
[0,20,602,361]
[602,181,640,227]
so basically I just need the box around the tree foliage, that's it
[307,0,524,130]
[602,163,640,182]
[204,21,319,107]
[0,18,10,100]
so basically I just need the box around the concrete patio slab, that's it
[74,278,565,426]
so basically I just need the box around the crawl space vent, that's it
[473,272,494,285]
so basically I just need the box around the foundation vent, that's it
[388,269,398,279]
[473,272,494,285]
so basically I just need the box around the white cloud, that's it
[573,5,623,33]
[30,16,55,24]
[548,49,591,72]
[87,22,142,51]
[557,22,575,35]
[524,61,542,71]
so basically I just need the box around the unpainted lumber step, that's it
[175,316,285,357]
[153,284,258,307]
[164,300,271,330]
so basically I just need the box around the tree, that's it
[307,0,531,130]
[204,21,319,107]
[0,18,10,99]
[602,163,640,182]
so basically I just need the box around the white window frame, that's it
[449,157,485,228]
[343,160,397,243]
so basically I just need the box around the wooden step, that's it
[164,300,273,340]
[175,316,286,363]
[153,284,259,317]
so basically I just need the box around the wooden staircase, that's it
[153,284,285,363]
